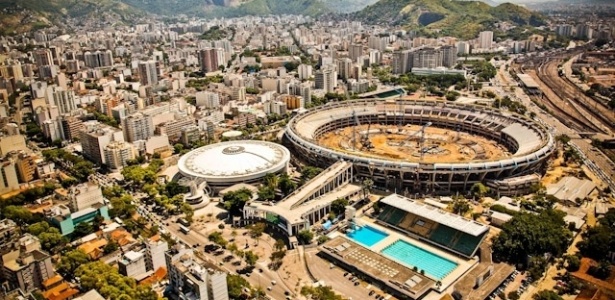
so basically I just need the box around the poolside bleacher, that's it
[376,194,490,258]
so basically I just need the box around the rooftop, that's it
[178,140,290,181]
[380,194,489,236]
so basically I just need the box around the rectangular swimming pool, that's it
[381,240,458,280]
[346,225,389,247]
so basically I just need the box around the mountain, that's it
[353,0,547,39]
[0,0,145,34]
[321,0,380,13]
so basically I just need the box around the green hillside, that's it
[353,0,547,39]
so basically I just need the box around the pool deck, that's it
[356,217,478,290]
[321,235,434,299]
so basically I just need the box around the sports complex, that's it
[285,99,555,194]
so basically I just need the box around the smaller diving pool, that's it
[381,240,458,280]
[346,225,389,247]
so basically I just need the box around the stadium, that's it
[285,99,555,194]
[177,140,291,192]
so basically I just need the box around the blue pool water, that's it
[381,240,458,280]
[346,225,389,247]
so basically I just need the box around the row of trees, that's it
[42,149,94,181]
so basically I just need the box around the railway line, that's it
[537,59,615,134]
[517,65,602,133]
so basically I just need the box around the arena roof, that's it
[380,194,489,236]
[178,140,290,183]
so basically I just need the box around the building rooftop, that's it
[547,176,597,202]
[381,194,489,236]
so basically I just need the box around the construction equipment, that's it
[361,122,374,150]
[402,122,432,161]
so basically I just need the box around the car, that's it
[354,282,360,286]
[369,291,375,296]
[285,291,291,296]
[343,272,349,277]
[267,286,272,291]
[271,280,277,285]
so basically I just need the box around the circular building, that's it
[178,140,291,192]
[285,99,555,194]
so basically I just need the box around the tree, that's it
[330,198,349,216]
[577,209,615,261]
[264,173,280,189]
[257,185,275,201]
[57,249,90,277]
[104,241,119,254]
[297,229,314,245]
[223,188,253,216]
[73,222,94,237]
[362,178,374,199]
[180,202,194,223]
[227,274,250,299]
[533,290,563,300]
[492,209,571,266]
[4,206,35,225]
[244,250,259,266]
[75,261,158,300]
[471,182,490,200]
[301,166,323,183]
[278,173,297,196]
[317,236,330,245]
[452,198,471,215]
[109,194,136,219]
[300,285,344,300]
[27,221,67,252]
[274,239,286,251]
[556,134,571,144]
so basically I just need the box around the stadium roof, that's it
[380,194,489,236]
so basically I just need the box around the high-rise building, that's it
[2,234,54,293]
[138,60,158,86]
[181,125,201,146]
[441,45,458,68]
[195,91,220,109]
[34,49,54,68]
[392,50,413,75]
[145,235,168,272]
[46,86,76,114]
[60,116,84,141]
[297,64,313,81]
[314,66,337,93]
[349,44,363,63]
[80,121,124,165]
[165,247,229,300]
[122,113,154,142]
[413,48,442,69]
[118,251,147,279]
[156,117,195,141]
[15,152,36,183]
[198,48,225,73]
[83,50,114,68]
[68,181,104,212]
[104,141,135,170]
[478,31,494,49]
[337,58,353,80]
[0,161,19,194]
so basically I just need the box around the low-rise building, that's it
[165,247,229,300]
[50,203,110,235]
[2,234,55,293]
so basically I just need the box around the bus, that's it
[177,218,190,227]
[179,225,191,234]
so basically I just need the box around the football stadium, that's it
[285,99,555,194]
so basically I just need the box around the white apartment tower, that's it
[478,31,494,49]
[195,91,220,109]
[315,66,337,93]
[104,141,135,170]
[68,181,104,212]
[80,121,125,165]
[122,113,154,142]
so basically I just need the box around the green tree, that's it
[57,249,90,277]
[362,178,374,199]
[533,290,563,300]
[222,188,253,216]
[180,202,194,223]
[244,250,259,266]
[300,285,344,300]
[4,206,35,225]
[278,173,297,196]
[227,274,250,299]
[452,198,471,215]
[28,221,67,252]
[300,166,323,183]
[104,241,119,254]
[471,182,490,200]
[297,229,314,245]
[492,209,571,265]
[257,185,275,201]
[330,198,349,216]
[75,261,158,300]
[73,222,94,237]
[247,222,266,240]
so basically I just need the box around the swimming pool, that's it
[381,240,457,280]
[346,225,389,247]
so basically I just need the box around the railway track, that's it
[538,59,615,133]
[519,67,602,133]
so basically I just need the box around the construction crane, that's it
[402,122,432,161]
[361,122,374,150]
[352,110,373,150]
